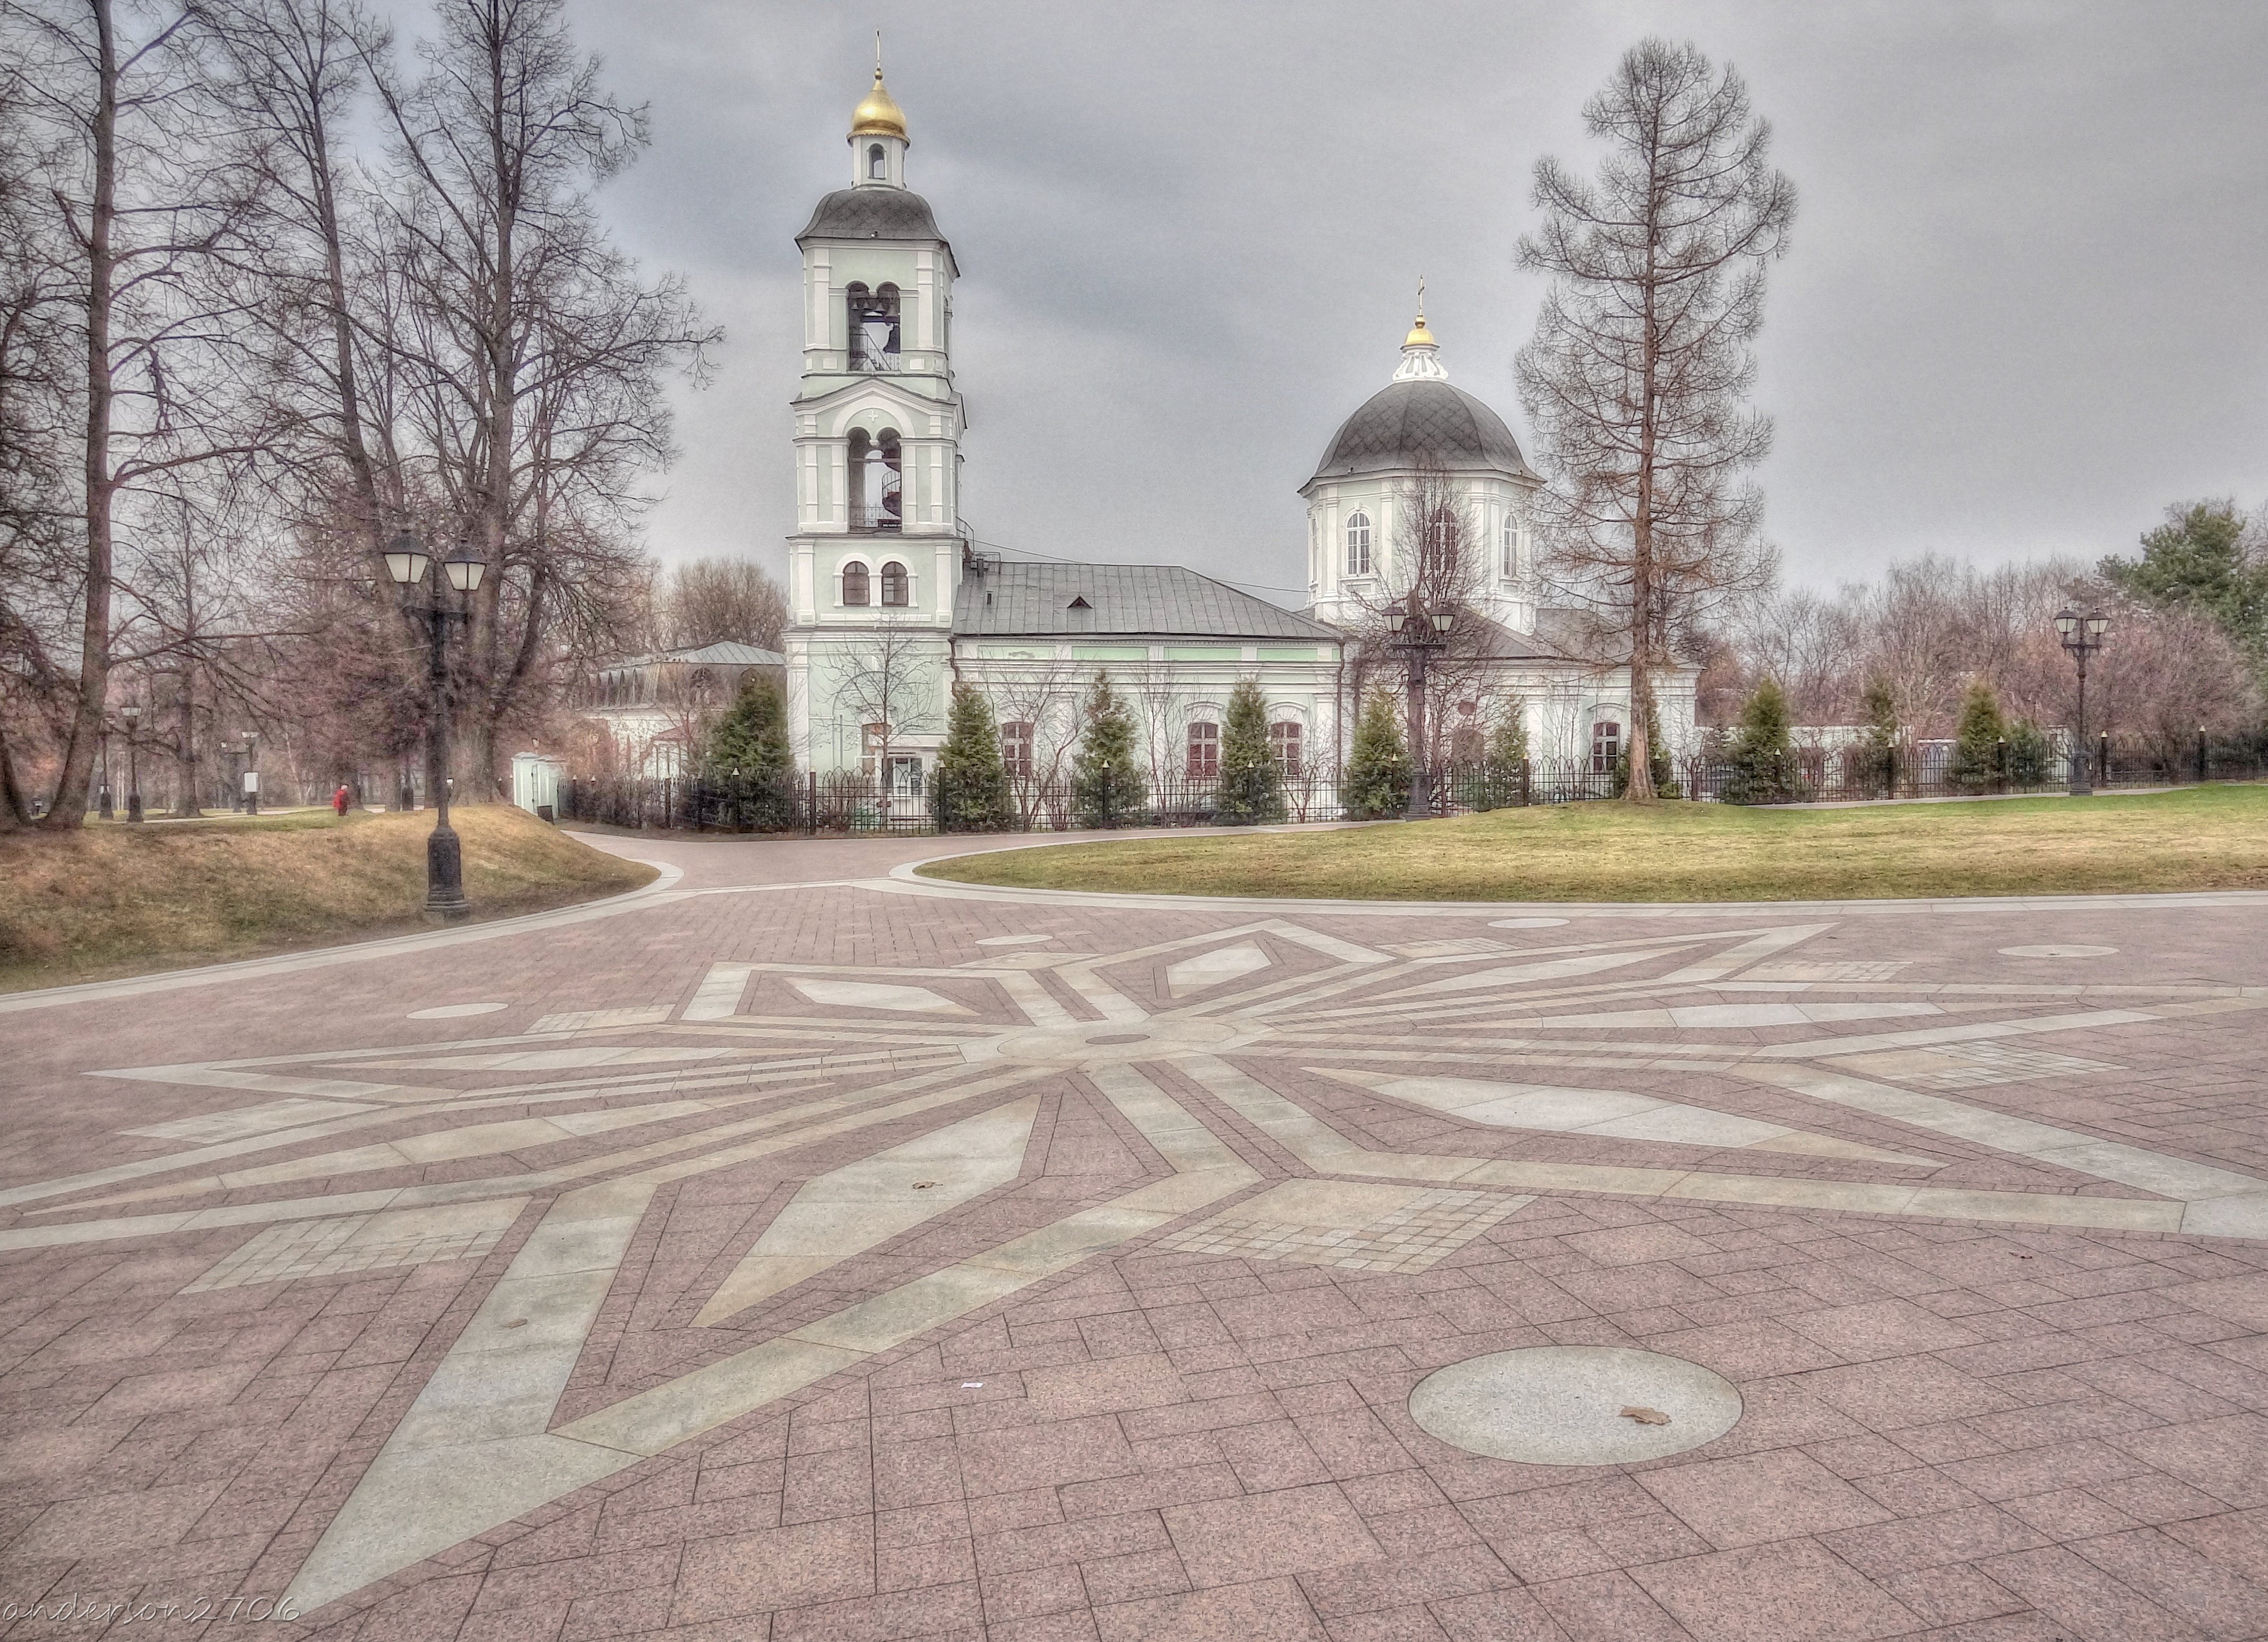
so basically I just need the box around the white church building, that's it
[778,64,1694,803]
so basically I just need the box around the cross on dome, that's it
[1393,280,1448,382]
[851,35,907,141]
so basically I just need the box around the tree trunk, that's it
[44,0,119,829]
[174,666,203,816]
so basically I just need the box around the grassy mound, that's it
[919,785,2268,904]
[0,805,657,991]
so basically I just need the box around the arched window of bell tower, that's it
[841,561,872,606]
[847,427,903,533]
[867,143,886,179]
[847,283,900,373]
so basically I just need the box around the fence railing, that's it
[556,737,2268,837]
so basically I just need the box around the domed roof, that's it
[796,187,952,254]
[851,68,907,140]
[1307,378,1532,486]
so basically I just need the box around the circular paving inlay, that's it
[407,1002,511,1019]
[1490,917,1571,929]
[1409,1345,1742,1466]
[1998,944,2117,959]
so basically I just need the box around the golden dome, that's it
[1404,314,1436,348]
[850,69,907,141]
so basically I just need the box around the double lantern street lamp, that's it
[2054,607,2110,797]
[1385,591,1457,821]
[381,531,485,922]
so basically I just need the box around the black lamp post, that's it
[1386,589,1456,821]
[97,723,113,820]
[381,530,485,921]
[2054,607,2109,797]
[120,702,144,823]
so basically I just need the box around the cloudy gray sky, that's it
[549,0,2266,601]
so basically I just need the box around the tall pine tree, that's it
[934,683,1014,831]
[1857,676,1900,797]
[1473,695,1530,810]
[1720,678,1804,805]
[1071,671,1145,828]
[1214,680,1284,824]
[1950,680,2007,794]
[1343,690,1411,820]
[703,674,796,830]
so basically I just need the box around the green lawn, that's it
[0,804,656,991]
[919,786,2268,902]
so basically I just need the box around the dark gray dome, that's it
[796,187,951,252]
[1308,379,1531,485]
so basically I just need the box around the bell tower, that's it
[783,49,965,773]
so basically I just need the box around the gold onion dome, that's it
[851,69,907,140]
[1404,313,1436,348]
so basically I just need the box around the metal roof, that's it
[953,561,1341,642]
[1306,379,1534,486]
[796,188,956,268]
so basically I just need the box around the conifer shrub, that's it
[1951,680,2009,793]
[1343,690,1412,820]
[1856,676,1901,797]
[1720,677,1806,805]
[934,683,1014,831]
[1071,671,1146,828]
[1471,696,1530,811]
[702,674,797,830]
[1214,680,1285,825]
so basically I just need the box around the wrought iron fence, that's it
[556,736,2268,837]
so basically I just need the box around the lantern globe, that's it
[383,531,429,587]
[444,549,486,594]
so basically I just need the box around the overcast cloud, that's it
[536,0,2267,601]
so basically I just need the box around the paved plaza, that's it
[9,832,2268,1640]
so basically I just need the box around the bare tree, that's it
[1519,37,1793,800]
[0,61,77,827]
[356,0,717,789]
[823,620,939,803]
[6,0,272,827]
[981,654,1082,827]
[1342,452,1494,767]
[657,556,787,651]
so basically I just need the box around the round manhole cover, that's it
[1409,1345,1742,1466]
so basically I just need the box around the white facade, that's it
[782,69,1698,790]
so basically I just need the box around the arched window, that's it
[1186,721,1220,779]
[1591,719,1622,776]
[846,427,902,531]
[880,561,910,607]
[867,143,886,180]
[846,283,900,372]
[841,561,871,606]
[1268,720,1303,777]
[1345,511,1372,576]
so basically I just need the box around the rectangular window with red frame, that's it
[1186,721,1220,779]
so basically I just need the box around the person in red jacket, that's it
[333,784,351,817]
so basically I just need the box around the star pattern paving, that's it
[7,910,2268,1620]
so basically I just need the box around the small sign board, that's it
[243,771,260,795]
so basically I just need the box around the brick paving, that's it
[4,831,2268,1639]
